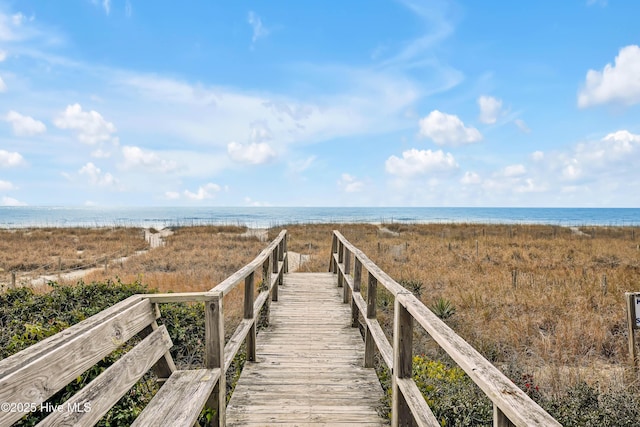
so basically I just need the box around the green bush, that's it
[0,280,241,426]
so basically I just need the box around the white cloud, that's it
[78,162,118,187]
[1,196,26,206]
[11,13,25,26]
[54,103,117,144]
[121,146,178,172]
[477,96,502,124]
[562,159,581,181]
[0,50,6,62]
[418,110,482,146]
[91,149,111,158]
[338,173,364,193]
[503,164,526,177]
[165,191,180,200]
[578,45,640,108]
[227,141,276,164]
[103,0,111,15]
[184,183,221,200]
[248,11,269,45]
[385,149,458,177]
[514,119,531,133]
[4,111,46,136]
[531,151,544,161]
[0,150,25,167]
[0,76,6,92]
[460,171,481,185]
[244,197,271,207]
[0,180,15,191]
[515,178,546,193]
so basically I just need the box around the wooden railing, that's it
[0,229,288,427]
[202,228,288,426]
[329,230,560,427]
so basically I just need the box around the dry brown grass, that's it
[4,222,639,396]
[331,223,640,394]
[0,227,149,286]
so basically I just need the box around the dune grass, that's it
[3,222,640,400]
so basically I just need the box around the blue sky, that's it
[0,0,639,207]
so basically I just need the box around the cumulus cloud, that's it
[248,11,269,45]
[515,178,546,193]
[184,183,221,200]
[4,111,46,136]
[91,149,111,159]
[578,45,640,108]
[244,197,271,207]
[0,150,25,167]
[54,104,117,144]
[121,146,178,172]
[337,173,364,193]
[78,162,118,187]
[460,171,481,185]
[418,110,482,146]
[227,141,276,164]
[1,196,26,206]
[503,164,527,177]
[0,180,15,191]
[385,149,458,177]
[477,96,502,124]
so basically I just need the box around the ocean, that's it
[0,206,639,228]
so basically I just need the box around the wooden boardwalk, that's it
[226,272,387,426]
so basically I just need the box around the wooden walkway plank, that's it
[226,272,388,426]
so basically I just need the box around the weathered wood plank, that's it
[131,368,221,427]
[139,292,209,303]
[0,298,155,427]
[396,378,440,427]
[226,272,386,426]
[38,326,173,427]
[0,294,142,377]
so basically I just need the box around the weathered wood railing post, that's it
[392,293,414,427]
[245,271,256,361]
[330,233,338,273]
[337,241,344,289]
[262,256,271,322]
[205,291,225,427]
[351,258,362,328]
[272,245,279,301]
[494,405,516,427]
[343,248,351,303]
[364,272,377,368]
[283,233,289,273]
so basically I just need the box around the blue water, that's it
[0,207,639,228]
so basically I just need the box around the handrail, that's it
[329,230,560,427]
[139,229,289,426]
[202,229,288,426]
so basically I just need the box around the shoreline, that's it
[2,207,640,228]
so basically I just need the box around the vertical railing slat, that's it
[205,291,225,427]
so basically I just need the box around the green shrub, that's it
[430,297,456,320]
[0,280,241,426]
